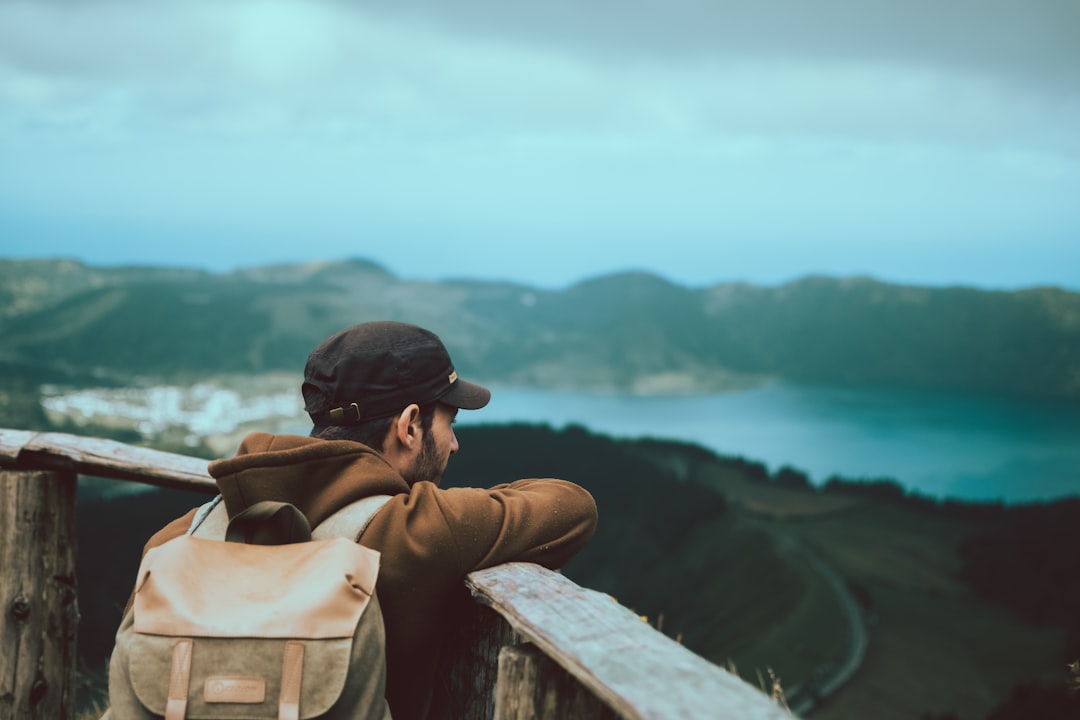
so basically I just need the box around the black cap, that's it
[303,321,491,425]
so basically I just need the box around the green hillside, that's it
[71,425,1078,719]
[2,258,1079,401]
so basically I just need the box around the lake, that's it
[454,384,1080,503]
[44,378,1080,503]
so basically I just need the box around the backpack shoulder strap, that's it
[312,495,393,542]
[187,495,223,536]
[189,497,227,539]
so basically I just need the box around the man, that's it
[128,321,598,719]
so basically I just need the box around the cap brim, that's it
[441,378,491,410]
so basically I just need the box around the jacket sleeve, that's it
[362,478,597,578]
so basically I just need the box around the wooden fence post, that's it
[442,597,520,720]
[0,469,79,720]
[494,644,620,720]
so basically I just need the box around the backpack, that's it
[106,495,393,720]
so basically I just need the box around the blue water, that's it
[454,384,1080,503]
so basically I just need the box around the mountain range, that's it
[2,257,1078,401]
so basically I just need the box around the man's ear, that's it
[391,404,422,450]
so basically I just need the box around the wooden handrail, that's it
[0,430,216,493]
[0,428,795,719]
[466,563,793,719]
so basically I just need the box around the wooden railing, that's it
[0,429,795,719]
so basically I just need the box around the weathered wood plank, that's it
[0,469,80,719]
[494,644,620,720]
[0,429,216,493]
[0,431,35,464]
[467,563,795,720]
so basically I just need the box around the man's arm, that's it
[361,478,597,577]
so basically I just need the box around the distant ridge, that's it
[2,257,1078,401]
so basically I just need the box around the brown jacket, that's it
[131,432,598,720]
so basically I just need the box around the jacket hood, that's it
[207,432,409,526]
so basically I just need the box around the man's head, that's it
[303,321,490,484]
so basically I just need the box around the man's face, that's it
[401,403,459,486]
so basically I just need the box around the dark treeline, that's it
[958,499,1080,664]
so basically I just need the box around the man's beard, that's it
[400,429,444,486]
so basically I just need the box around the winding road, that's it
[773,533,868,716]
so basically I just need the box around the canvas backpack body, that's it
[106,496,393,720]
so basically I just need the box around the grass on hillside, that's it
[789,501,1065,720]
[702,471,1072,720]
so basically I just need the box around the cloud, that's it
[355,0,1080,93]
[0,0,1077,289]
[1,0,1076,154]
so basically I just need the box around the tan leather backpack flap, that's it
[134,535,379,639]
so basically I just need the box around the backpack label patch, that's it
[204,676,267,703]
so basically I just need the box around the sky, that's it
[1,0,1078,291]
